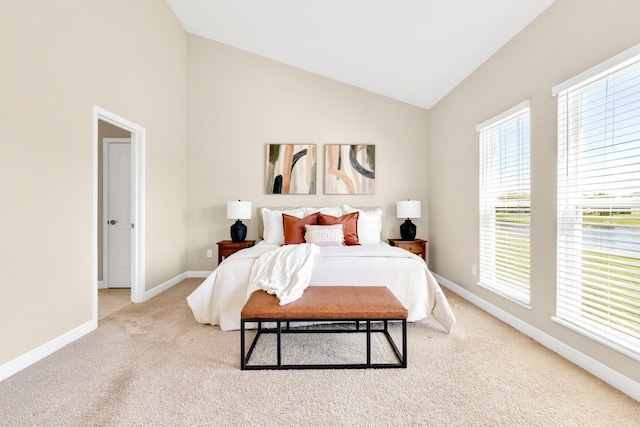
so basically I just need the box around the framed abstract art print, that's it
[324,144,375,195]
[265,144,317,194]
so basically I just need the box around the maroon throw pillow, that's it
[317,212,360,246]
[282,213,320,244]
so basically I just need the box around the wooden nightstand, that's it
[217,240,256,264]
[388,238,428,263]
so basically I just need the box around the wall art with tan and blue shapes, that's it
[324,144,375,195]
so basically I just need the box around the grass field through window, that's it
[494,209,530,293]
[581,213,640,337]
[495,211,640,337]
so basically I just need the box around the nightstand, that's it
[217,240,256,264]
[388,238,428,263]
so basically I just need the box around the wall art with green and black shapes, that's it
[265,144,317,194]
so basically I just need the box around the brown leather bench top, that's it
[241,286,408,320]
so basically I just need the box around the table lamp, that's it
[396,200,421,241]
[227,200,252,242]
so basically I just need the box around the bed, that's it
[187,206,456,332]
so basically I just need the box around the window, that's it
[554,45,640,358]
[477,101,531,305]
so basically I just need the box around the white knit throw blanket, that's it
[247,243,320,305]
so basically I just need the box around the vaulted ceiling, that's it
[165,0,555,109]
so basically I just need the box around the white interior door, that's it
[106,139,132,288]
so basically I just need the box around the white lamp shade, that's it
[227,201,252,220]
[397,200,421,219]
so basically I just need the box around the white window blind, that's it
[555,49,640,358]
[478,101,531,305]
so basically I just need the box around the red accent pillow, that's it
[282,213,319,244]
[318,212,360,245]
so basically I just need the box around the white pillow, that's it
[341,205,383,244]
[262,208,304,245]
[302,207,342,217]
[304,224,344,246]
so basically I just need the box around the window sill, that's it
[477,282,532,310]
[551,317,640,363]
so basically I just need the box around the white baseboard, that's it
[97,280,107,289]
[434,273,640,402]
[0,319,96,382]
[141,272,187,301]
[137,270,210,301]
[187,271,212,278]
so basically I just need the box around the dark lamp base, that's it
[230,220,247,242]
[400,219,416,241]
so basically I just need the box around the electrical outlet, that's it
[206,249,213,258]
[472,264,477,276]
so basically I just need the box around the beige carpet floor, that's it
[0,278,638,426]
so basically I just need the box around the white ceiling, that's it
[165,0,555,109]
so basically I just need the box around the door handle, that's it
[109,220,118,225]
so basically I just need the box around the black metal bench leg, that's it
[241,320,245,369]
[243,321,264,369]
[366,320,371,366]
[402,319,407,367]
[277,321,282,367]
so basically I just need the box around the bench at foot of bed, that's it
[240,286,408,370]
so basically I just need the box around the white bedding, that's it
[187,241,456,332]
[247,243,320,305]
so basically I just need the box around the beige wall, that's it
[4,0,636,389]
[0,0,187,365]
[97,120,131,282]
[186,35,430,270]
[428,0,640,382]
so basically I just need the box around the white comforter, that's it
[187,242,456,332]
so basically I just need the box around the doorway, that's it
[93,106,146,324]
